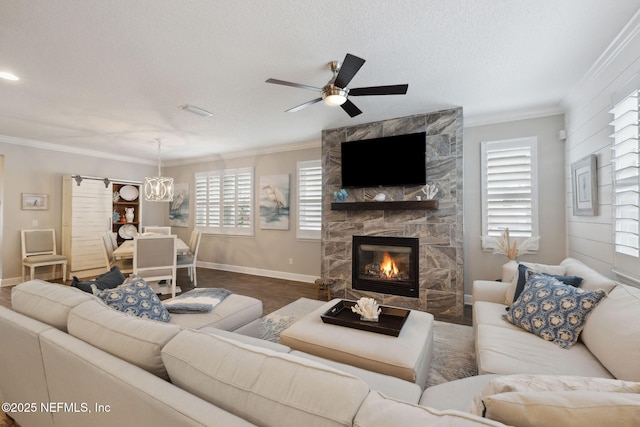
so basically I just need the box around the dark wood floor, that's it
[0,268,472,325]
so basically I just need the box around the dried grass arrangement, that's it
[481,228,539,260]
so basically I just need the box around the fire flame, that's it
[380,252,399,278]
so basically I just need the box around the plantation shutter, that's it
[194,168,253,235]
[481,137,538,245]
[297,160,322,239]
[610,90,639,257]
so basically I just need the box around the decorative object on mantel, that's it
[333,188,348,202]
[351,297,381,322]
[421,183,439,200]
[145,138,174,202]
[373,193,386,202]
[481,228,540,282]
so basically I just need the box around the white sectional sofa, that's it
[0,280,505,427]
[422,257,640,425]
[473,257,639,380]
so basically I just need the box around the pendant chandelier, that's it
[144,139,174,202]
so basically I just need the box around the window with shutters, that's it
[297,160,322,239]
[481,137,539,249]
[610,90,639,258]
[194,167,253,236]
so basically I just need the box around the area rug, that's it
[261,298,477,388]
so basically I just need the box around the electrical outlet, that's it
[288,258,293,265]
[32,219,39,227]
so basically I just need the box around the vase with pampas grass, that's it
[481,228,540,282]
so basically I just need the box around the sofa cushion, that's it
[505,262,566,305]
[482,391,640,427]
[168,294,262,331]
[353,390,506,427]
[96,276,170,322]
[475,324,613,378]
[560,258,618,293]
[580,284,640,381]
[503,274,606,348]
[162,329,370,427]
[67,300,182,379]
[11,280,98,332]
[470,374,640,416]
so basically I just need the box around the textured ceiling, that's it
[1,0,639,164]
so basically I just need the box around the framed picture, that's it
[571,154,597,216]
[259,174,290,230]
[22,193,48,210]
[169,183,189,227]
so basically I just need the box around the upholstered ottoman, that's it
[279,299,434,386]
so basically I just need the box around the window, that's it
[297,160,322,239]
[481,137,539,247]
[610,90,639,258]
[195,167,253,236]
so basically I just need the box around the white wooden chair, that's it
[177,229,202,287]
[21,229,67,282]
[133,234,177,297]
[142,226,171,235]
[101,232,132,274]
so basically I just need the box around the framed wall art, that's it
[169,183,189,227]
[571,154,597,216]
[259,174,290,230]
[22,193,49,210]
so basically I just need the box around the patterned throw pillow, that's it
[97,276,170,322]
[503,274,606,349]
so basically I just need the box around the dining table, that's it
[112,237,190,260]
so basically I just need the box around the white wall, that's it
[562,10,640,281]
[463,115,567,296]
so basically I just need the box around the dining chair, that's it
[21,229,68,282]
[133,234,178,297]
[177,229,201,287]
[142,226,171,235]
[101,232,133,274]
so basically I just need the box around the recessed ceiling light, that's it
[178,104,213,117]
[0,72,19,81]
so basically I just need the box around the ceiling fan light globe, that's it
[324,94,347,106]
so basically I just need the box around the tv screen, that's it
[341,132,427,188]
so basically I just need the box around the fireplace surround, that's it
[321,107,464,320]
[352,235,419,298]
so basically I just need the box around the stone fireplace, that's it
[321,108,464,321]
[352,235,419,298]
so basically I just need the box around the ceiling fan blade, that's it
[341,99,363,117]
[286,98,323,113]
[349,84,409,96]
[266,78,322,92]
[334,54,365,88]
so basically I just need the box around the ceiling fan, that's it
[266,53,408,117]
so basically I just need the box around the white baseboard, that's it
[464,294,473,306]
[197,261,318,284]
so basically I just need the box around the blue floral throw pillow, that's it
[97,276,170,322]
[503,274,606,349]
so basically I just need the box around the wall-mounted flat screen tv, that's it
[340,132,427,188]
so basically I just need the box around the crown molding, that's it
[563,8,640,105]
[464,105,565,128]
[0,134,156,165]
[164,139,321,166]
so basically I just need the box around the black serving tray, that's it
[320,300,410,337]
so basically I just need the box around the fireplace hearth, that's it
[352,236,419,298]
